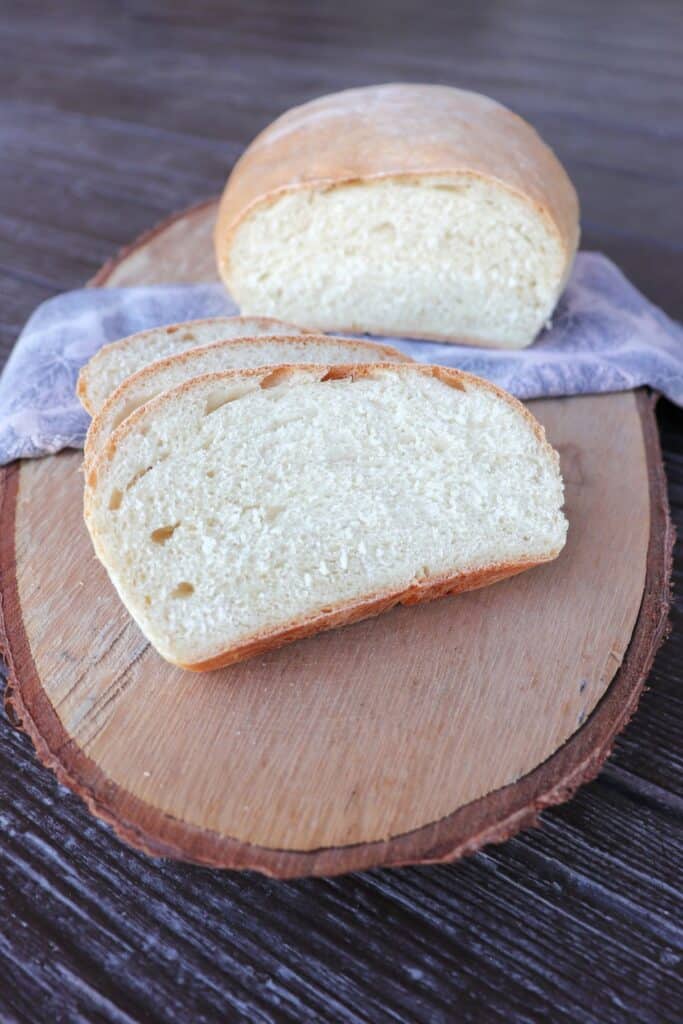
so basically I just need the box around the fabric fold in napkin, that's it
[0,252,681,465]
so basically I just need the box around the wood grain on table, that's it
[1,1,682,1021]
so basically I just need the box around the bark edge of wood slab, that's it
[0,202,673,878]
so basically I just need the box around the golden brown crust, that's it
[76,315,307,414]
[181,559,549,672]
[215,84,580,293]
[83,334,413,471]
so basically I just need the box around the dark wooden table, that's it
[1,2,681,1021]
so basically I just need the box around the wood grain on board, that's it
[0,201,671,876]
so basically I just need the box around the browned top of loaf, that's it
[216,83,579,260]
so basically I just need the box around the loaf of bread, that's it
[215,84,579,349]
[83,333,411,470]
[77,315,306,414]
[84,363,567,670]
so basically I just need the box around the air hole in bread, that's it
[150,523,179,545]
[108,489,123,511]
[438,371,465,392]
[264,505,285,523]
[112,401,139,432]
[259,368,290,390]
[181,332,196,342]
[171,582,194,599]
[206,469,215,478]
[432,183,469,193]
[321,366,353,383]
[125,465,153,491]
[371,221,396,240]
[205,391,234,415]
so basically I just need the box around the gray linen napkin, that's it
[0,252,681,465]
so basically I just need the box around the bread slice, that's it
[83,333,410,471]
[84,363,567,671]
[77,315,307,414]
[215,84,579,349]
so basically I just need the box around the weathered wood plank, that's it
[1,702,681,1023]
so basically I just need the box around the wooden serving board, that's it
[0,201,673,878]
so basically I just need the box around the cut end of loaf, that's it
[220,176,568,348]
[85,364,567,670]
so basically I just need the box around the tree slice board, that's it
[0,201,673,878]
